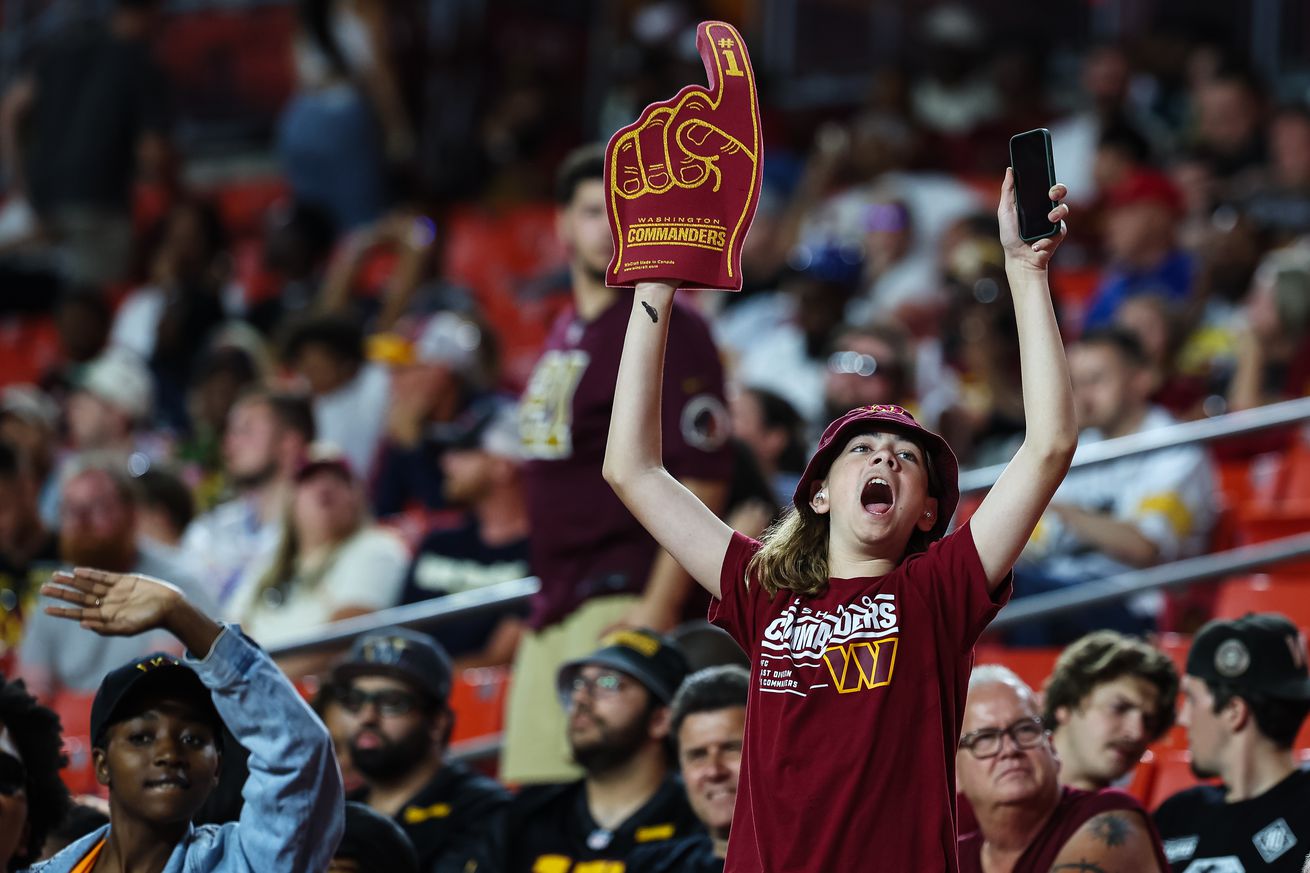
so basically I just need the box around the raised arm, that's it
[603,283,735,599]
[969,170,1079,589]
[41,568,344,872]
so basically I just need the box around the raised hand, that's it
[605,20,763,291]
[998,168,1070,272]
[42,568,185,637]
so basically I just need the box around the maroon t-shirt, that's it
[519,296,731,629]
[710,521,1010,872]
[957,787,1170,873]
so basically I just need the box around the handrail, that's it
[987,532,1310,631]
[265,576,540,658]
[958,396,1310,496]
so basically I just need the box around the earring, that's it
[923,511,932,518]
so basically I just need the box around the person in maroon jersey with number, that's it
[603,164,1078,869]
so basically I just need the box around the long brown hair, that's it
[746,433,942,598]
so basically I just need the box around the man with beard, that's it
[17,459,212,698]
[1043,630,1179,792]
[505,145,731,783]
[329,627,508,873]
[1153,614,1310,872]
[628,665,749,873]
[957,665,1168,873]
[180,390,315,612]
[497,628,702,872]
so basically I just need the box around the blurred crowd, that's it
[0,0,1308,869]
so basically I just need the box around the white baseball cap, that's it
[78,350,153,421]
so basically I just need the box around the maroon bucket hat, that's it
[793,404,960,541]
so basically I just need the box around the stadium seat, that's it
[1212,574,1310,628]
[49,690,101,797]
[448,666,510,748]
[1123,750,1157,804]
[971,645,1062,695]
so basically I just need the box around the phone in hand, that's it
[1009,128,1060,243]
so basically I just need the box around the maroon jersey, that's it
[957,787,1170,873]
[519,296,731,629]
[710,521,1009,873]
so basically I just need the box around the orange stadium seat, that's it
[49,690,101,797]
[1212,574,1310,628]
[1146,750,1214,811]
[971,645,1062,695]
[1123,749,1157,804]
[0,315,61,387]
[448,666,510,747]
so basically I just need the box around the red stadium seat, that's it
[49,690,101,797]
[972,645,1062,696]
[1123,750,1157,804]
[448,666,510,748]
[1212,574,1310,628]
[1146,750,1215,811]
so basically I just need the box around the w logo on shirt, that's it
[822,638,898,693]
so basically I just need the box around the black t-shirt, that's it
[626,834,722,873]
[1154,767,1310,872]
[27,22,170,213]
[399,517,531,657]
[501,774,704,873]
[349,760,509,873]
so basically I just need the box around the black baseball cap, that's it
[558,628,690,705]
[1186,613,1310,701]
[90,653,221,748]
[331,627,453,705]
[337,801,420,873]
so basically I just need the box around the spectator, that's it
[17,460,211,698]
[1154,614,1310,872]
[0,0,173,287]
[1191,66,1267,182]
[1014,328,1216,645]
[1238,105,1310,243]
[329,628,508,873]
[332,801,420,873]
[63,350,155,461]
[956,665,1168,872]
[728,387,806,510]
[281,315,391,482]
[175,340,265,508]
[821,320,918,430]
[130,467,194,557]
[0,387,60,518]
[0,442,59,663]
[719,268,857,429]
[399,400,530,663]
[495,629,701,871]
[226,444,407,670]
[30,566,343,871]
[1114,294,1208,418]
[180,390,316,612]
[504,146,730,783]
[107,198,231,431]
[371,310,497,520]
[628,665,749,873]
[1083,169,1194,330]
[1042,631,1179,792]
[0,675,70,871]
[848,199,942,322]
[1228,247,1310,412]
[249,200,338,334]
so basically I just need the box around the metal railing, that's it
[989,532,1310,631]
[958,396,1310,495]
[265,577,539,659]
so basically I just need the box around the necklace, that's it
[586,827,613,851]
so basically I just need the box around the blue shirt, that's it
[1083,249,1195,330]
[23,625,344,873]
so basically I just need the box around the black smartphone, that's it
[1009,128,1059,243]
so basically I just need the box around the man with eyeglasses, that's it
[496,628,702,872]
[956,665,1168,873]
[821,322,916,433]
[329,627,509,873]
[0,674,70,870]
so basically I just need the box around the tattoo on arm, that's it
[642,301,659,323]
[1089,813,1130,848]
[1051,861,1108,873]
